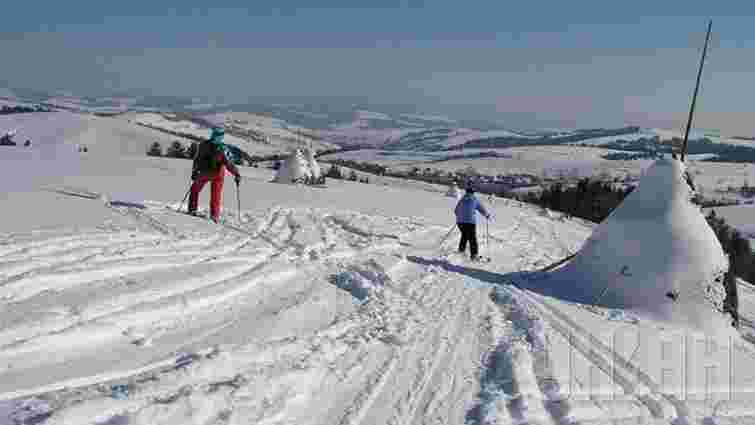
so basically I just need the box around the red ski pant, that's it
[188,176,224,220]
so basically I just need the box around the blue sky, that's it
[3,1,755,131]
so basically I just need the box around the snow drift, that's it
[543,158,732,334]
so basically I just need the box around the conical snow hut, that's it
[542,158,732,334]
[303,147,321,181]
[274,149,311,184]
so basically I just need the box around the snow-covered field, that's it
[202,112,337,153]
[1,113,755,425]
[321,146,650,180]
[117,112,338,156]
[0,112,199,159]
[319,122,416,148]
[687,162,755,194]
[119,112,242,143]
[321,146,755,193]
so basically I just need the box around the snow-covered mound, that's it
[273,149,311,183]
[546,158,731,334]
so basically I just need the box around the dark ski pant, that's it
[457,223,478,258]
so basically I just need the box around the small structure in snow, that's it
[274,147,325,185]
[541,158,733,335]
[303,147,321,181]
[273,148,311,184]
[0,130,16,146]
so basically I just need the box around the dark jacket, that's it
[192,140,240,180]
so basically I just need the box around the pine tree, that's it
[185,142,198,159]
[326,165,343,179]
[147,142,163,157]
[166,141,186,158]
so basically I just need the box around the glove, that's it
[234,174,241,185]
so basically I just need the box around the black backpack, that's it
[195,140,226,173]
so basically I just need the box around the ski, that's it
[536,252,577,273]
[441,251,491,264]
[165,206,257,237]
[469,256,492,263]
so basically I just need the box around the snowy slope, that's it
[203,112,337,153]
[0,111,201,159]
[1,116,755,424]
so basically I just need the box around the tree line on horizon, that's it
[0,104,54,115]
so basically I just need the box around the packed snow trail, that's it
[2,192,755,424]
[0,196,568,424]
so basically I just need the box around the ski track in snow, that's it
[0,201,423,400]
[1,193,754,424]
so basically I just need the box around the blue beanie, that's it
[210,127,225,143]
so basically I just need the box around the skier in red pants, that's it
[188,127,241,223]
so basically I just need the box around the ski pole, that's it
[178,185,191,213]
[438,223,457,252]
[236,180,241,224]
[485,218,490,254]
[483,219,487,255]
[486,218,490,255]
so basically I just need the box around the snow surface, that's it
[1,113,755,424]
[121,112,248,149]
[320,123,414,147]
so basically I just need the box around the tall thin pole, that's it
[680,19,712,162]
